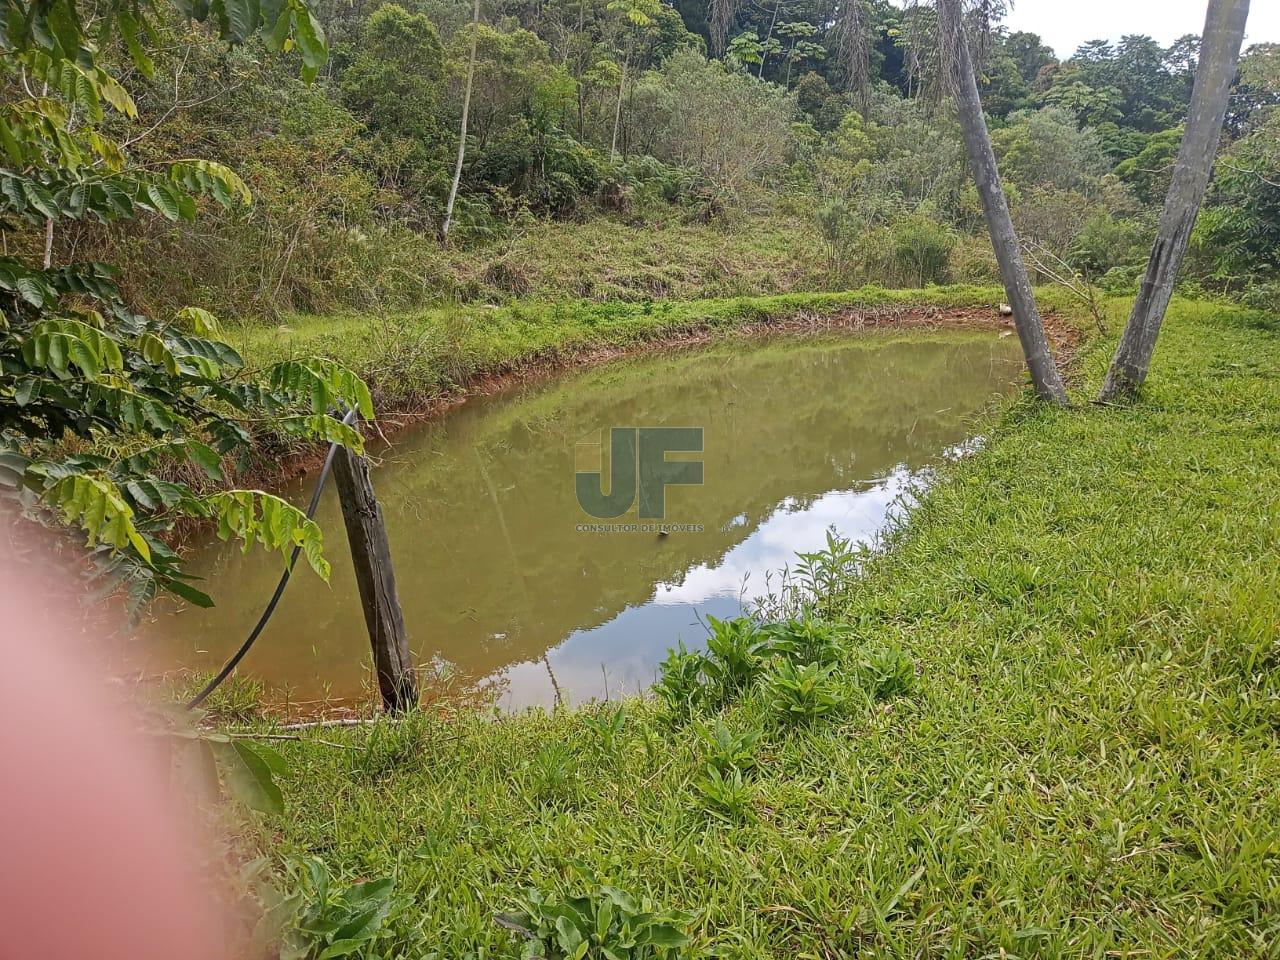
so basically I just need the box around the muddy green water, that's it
[147,331,1023,709]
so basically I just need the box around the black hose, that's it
[185,408,359,711]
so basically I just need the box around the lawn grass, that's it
[237,298,1280,957]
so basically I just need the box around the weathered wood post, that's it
[332,441,418,713]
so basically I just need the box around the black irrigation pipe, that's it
[185,407,359,711]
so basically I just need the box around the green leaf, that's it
[290,3,328,71]
[637,923,689,949]
[138,331,179,374]
[162,577,215,608]
[175,306,223,337]
[223,0,256,42]
[203,490,330,580]
[213,740,285,815]
[184,440,225,481]
[269,358,374,420]
[94,68,137,118]
[145,181,181,220]
[44,473,151,561]
[118,11,156,78]
[316,940,365,960]
[0,449,33,488]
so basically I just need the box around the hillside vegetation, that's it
[7,1,1277,320]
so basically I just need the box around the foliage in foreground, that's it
[237,300,1280,957]
[0,0,376,609]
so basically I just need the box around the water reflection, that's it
[148,331,1022,708]
[499,469,917,710]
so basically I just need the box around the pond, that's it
[146,330,1024,710]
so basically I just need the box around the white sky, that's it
[1001,0,1280,59]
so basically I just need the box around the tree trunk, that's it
[333,444,418,714]
[938,0,1069,406]
[759,1,779,79]
[610,53,628,160]
[1099,0,1251,401]
[440,0,480,246]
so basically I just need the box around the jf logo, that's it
[576,427,703,519]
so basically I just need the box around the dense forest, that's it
[7,0,1278,320]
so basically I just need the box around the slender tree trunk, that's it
[610,52,628,160]
[1099,0,1251,401]
[759,1,779,79]
[939,0,1068,406]
[440,0,480,246]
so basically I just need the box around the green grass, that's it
[236,298,1280,957]
[233,284,1045,413]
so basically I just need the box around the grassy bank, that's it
[233,285,1067,416]
[230,297,1280,957]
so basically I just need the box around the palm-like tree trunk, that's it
[440,0,480,246]
[1099,0,1251,401]
[938,0,1068,406]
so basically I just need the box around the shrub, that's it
[763,617,848,666]
[815,198,859,277]
[1240,280,1280,312]
[694,766,754,823]
[654,644,709,718]
[767,661,843,724]
[701,615,773,697]
[693,716,763,775]
[522,742,581,805]
[947,235,1000,284]
[273,858,423,960]
[854,213,957,288]
[584,703,628,756]
[856,646,915,700]
[1069,211,1151,276]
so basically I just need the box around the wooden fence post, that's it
[332,442,418,713]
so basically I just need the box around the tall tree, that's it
[441,0,481,245]
[710,0,737,56]
[607,0,661,159]
[1099,0,1252,401]
[937,0,1069,405]
[833,0,872,111]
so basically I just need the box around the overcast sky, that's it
[1001,0,1280,59]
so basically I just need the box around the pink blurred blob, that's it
[0,549,228,960]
